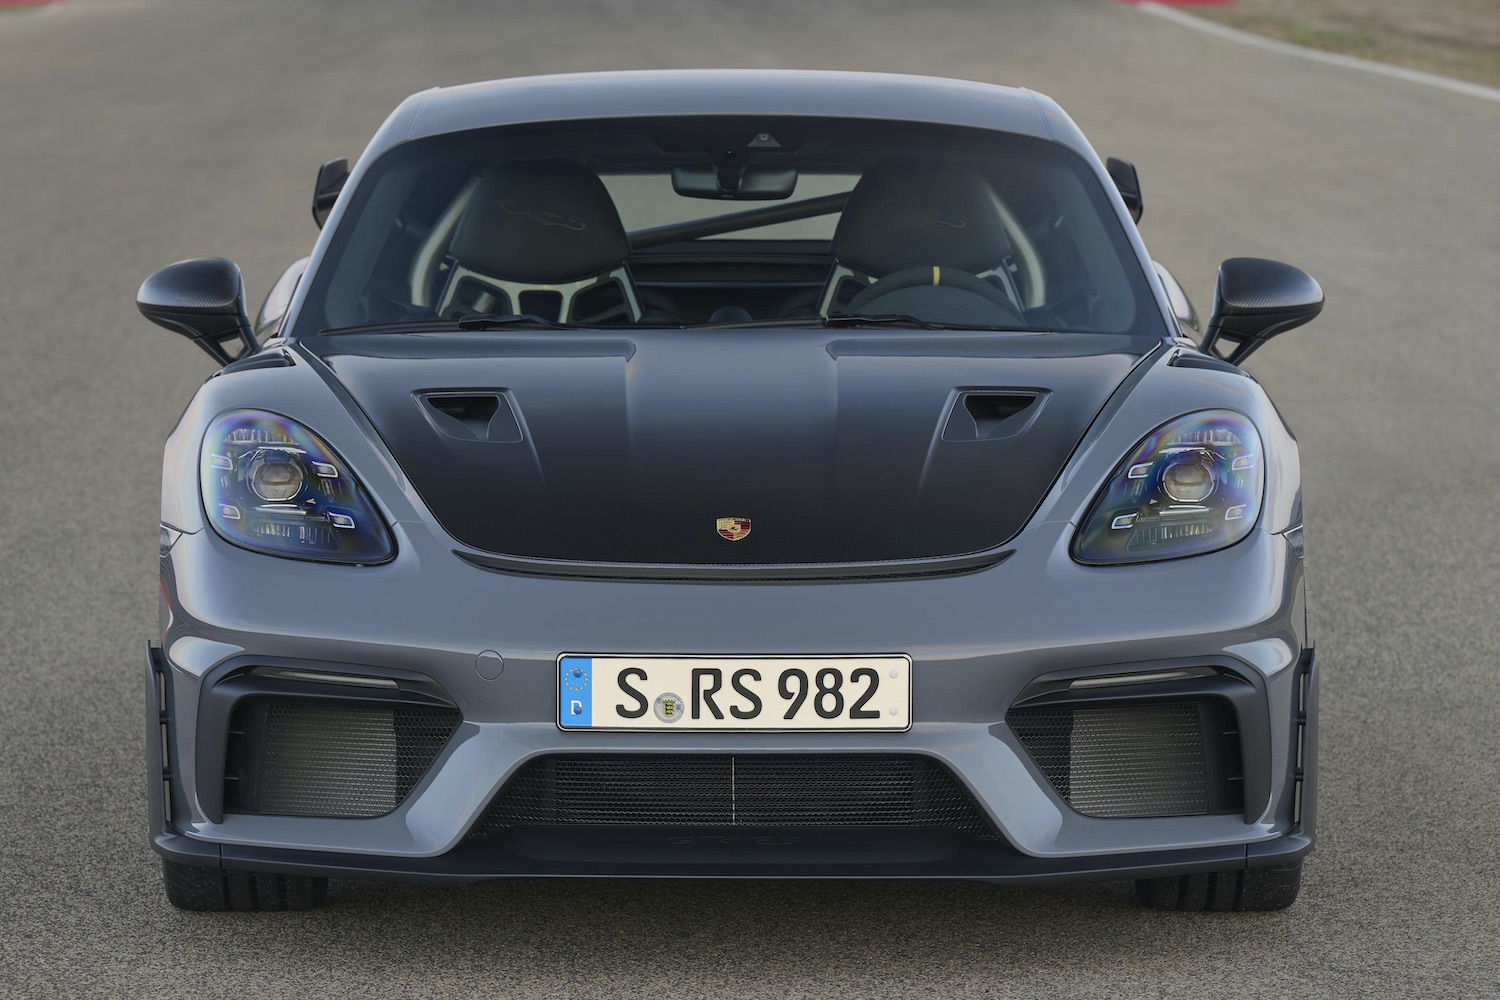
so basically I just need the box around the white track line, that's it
[1134,1,1500,105]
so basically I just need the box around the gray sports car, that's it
[140,70,1322,912]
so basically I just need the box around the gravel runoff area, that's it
[0,0,1497,997]
[1194,0,1500,87]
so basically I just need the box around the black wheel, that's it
[1135,861,1302,912]
[162,859,329,912]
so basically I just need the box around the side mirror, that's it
[312,157,349,229]
[1105,157,1142,224]
[136,257,256,366]
[1201,257,1323,364]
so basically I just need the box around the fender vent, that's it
[219,350,294,374]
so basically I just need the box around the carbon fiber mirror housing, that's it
[136,257,256,366]
[1201,257,1324,364]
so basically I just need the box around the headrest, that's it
[449,160,630,284]
[831,161,1013,277]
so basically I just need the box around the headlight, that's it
[200,409,395,564]
[1073,409,1264,565]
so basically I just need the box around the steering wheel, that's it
[844,265,1025,323]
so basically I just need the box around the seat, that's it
[816,160,1024,325]
[435,160,641,323]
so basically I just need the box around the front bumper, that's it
[150,509,1316,884]
[149,635,1316,885]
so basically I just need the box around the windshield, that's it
[292,117,1161,337]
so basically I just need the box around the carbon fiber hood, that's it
[315,330,1143,565]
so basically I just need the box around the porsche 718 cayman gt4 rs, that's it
[140,70,1322,912]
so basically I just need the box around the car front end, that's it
[149,338,1314,899]
[142,70,1320,912]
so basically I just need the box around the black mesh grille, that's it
[225,701,461,818]
[1006,701,1241,818]
[468,754,995,839]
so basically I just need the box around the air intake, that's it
[1006,701,1242,818]
[224,701,461,818]
[467,754,995,839]
[417,391,523,442]
[942,391,1044,441]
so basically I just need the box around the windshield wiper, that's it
[455,312,572,331]
[691,313,1003,332]
[320,313,574,335]
[822,313,958,331]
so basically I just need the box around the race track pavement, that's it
[0,1,1495,996]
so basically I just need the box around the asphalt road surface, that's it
[1,1,1496,997]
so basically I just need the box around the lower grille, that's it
[468,754,995,839]
[224,701,461,818]
[1006,701,1242,818]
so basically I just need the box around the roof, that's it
[358,69,1091,162]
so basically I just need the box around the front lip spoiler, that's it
[452,547,1014,583]
[152,823,1312,885]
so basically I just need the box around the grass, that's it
[1196,9,1500,88]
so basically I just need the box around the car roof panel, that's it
[372,70,1084,157]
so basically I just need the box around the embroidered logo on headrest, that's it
[497,199,587,231]
[876,198,966,229]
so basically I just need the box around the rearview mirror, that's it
[136,257,256,366]
[1200,257,1323,364]
[672,164,797,200]
[312,157,349,228]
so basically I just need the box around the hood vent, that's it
[417,391,523,443]
[943,391,1045,442]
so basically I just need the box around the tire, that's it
[1135,861,1302,912]
[162,859,329,912]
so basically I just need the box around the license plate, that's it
[557,655,911,731]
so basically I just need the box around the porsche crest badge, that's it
[716,516,752,541]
